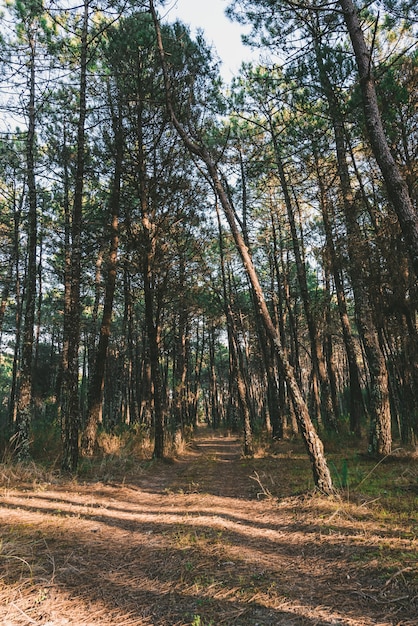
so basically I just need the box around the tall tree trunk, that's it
[231,150,284,438]
[81,98,122,456]
[323,267,340,422]
[339,0,418,278]
[61,0,89,472]
[269,122,336,430]
[337,126,391,458]
[268,209,292,437]
[9,196,24,429]
[237,144,274,437]
[216,200,254,454]
[121,264,140,425]
[189,319,205,428]
[15,26,37,460]
[33,228,43,385]
[55,117,71,425]
[208,323,221,429]
[150,0,334,494]
[314,149,365,436]
[172,256,189,443]
[0,262,13,349]
[313,37,392,456]
[136,94,165,457]
[143,244,165,458]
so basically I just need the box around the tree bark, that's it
[270,124,336,430]
[150,0,334,494]
[313,35,392,456]
[314,149,365,436]
[143,243,165,459]
[339,0,418,278]
[81,96,122,456]
[61,0,89,472]
[15,22,37,460]
[172,256,189,442]
[9,193,24,428]
[216,200,254,454]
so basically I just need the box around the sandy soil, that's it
[0,428,417,625]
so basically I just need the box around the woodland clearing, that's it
[0,427,417,626]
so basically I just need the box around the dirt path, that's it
[0,427,416,625]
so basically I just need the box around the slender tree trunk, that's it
[62,0,89,472]
[216,200,254,454]
[15,27,37,460]
[237,361,254,456]
[120,263,137,425]
[8,192,24,428]
[236,146,277,438]
[134,91,165,457]
[339,0,418,278]
[0,263,13,347]
[268,212,290,437]
[172,256,189,443]
[314,149,365,436]
[33,228,43,383]
[314,37,392,456]
[81,99,122,456]
[270,123,336,430]
[55,117,71,424]
[143,247,165,458]
[235,224,333,484]
[150,0,334,494]
[189,319,205,428]
[86,248,104,378]
[1,186,24,424]
[323,267,340,421]
[208,323,220,429]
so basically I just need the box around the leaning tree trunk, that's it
[150,0,334,494]
[267,220,288,438]
[314,37,392,456]
[229,156,283,438]
[339,0,418,278]
[269,123,336,431]
[236,148,281,438]
[335,116,391,457]
[209,157,334,490]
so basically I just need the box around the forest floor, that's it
[0,426,417,626]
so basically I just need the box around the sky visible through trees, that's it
[166,0,256,80]
[0,0,417,492]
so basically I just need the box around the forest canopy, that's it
[0,0,417,492]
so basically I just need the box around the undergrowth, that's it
[0,425,417,517]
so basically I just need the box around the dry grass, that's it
[0,428,417,625]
